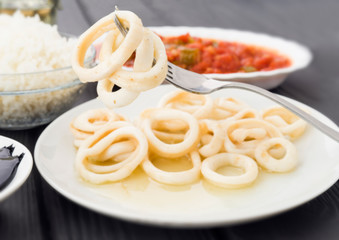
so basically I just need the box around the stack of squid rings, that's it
[72,10,168,108]
[71,90,307,189]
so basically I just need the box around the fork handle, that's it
[222,82,339,142]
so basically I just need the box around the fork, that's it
[113,11,339,142]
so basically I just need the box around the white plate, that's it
[0,135,33,202]
[34,85,339,227]
[150,26,312,89]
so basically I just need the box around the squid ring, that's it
[226,108,259,122]
[72,11,143,83]
[142,151,201,185]
[111,29,168,92]
[140,108,200,158]
[70,108,125,147]
[158,90,214,119]
[95,30,141,108]
[201,153,258,188]
[223,119,283,157]
[262,106,307,140]
[75,121,148,184]
[254,137,297,172]
[198,120,224,158]
[96,78,140,108]
[211,97,248,120]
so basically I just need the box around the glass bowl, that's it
[0,43,96,130]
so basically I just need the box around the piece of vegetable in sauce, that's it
[179,47,200,66]
[242,66,257,72]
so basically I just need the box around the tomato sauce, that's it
[157,33,291,74]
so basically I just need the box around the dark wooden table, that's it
[1,0,339,239]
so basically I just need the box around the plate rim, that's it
[34,85,339,227]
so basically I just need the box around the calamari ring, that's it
[96,79,140,108]
[96,28,166,107]
[95,30,140,108]
[223,119,283,157]
[89,139,135,163]
[95,27,166,108]
[111,29,168,92]
[75,121,148,184]
[139,108,200,158]
[72,10,143,83]
[227,108,259,121]
[142,151,201,185]
[70,108,125,147]
[262,106,307,140]
[211,97,248,120]
[152,130,185,144]
[158,90,213,119]
[254,137,297,172]
[219,108,260,128]
[201,153,258,189]
[199,120,224,158]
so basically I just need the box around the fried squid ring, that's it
[199,120,224,158]
[223,119,283,157]
[139,108,200,158]
[72,10,167,108]
[75,121,148,184]
[88,139,135,163]
[219,108,260,129]
[201,153,258,189]
[211,97,248,120]
[70,108,125,147]
[254,137,297,172]
[262,106,307,140]
[95,29,140,107]
[227,108,260,121]
[96,29,157,108]
[72,11,143,82]
[111,29,168,92]
[158,90,214,119]
[96,78,140,108]
[142,151,201,185]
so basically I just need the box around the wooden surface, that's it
[1,0,339,239]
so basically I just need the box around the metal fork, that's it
[113,11,339,142]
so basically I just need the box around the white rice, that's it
[0,11,76,74]
[0,12,85,128]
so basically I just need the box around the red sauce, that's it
[125,33,291,74]
[159,33,291,74]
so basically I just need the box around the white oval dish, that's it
[0,135,33,202]
[149,26,313,89]
[34,85,339,227]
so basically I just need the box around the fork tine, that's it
[114,7,128,37]
[114,6,157,68]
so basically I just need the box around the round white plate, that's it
[34,85,339,227]
[0,135,33,202]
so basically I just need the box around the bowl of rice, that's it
[0,12,96,130]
